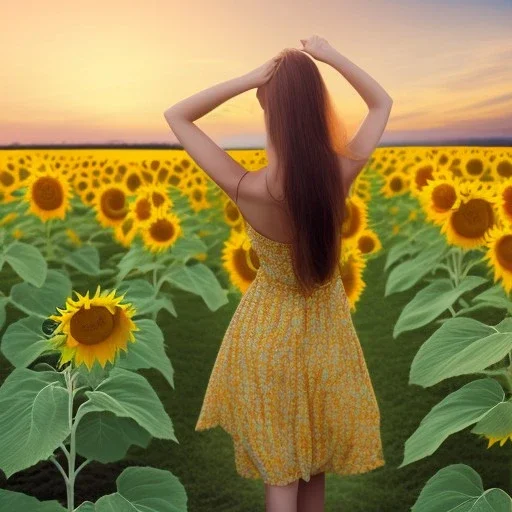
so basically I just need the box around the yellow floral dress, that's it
[195,220,385,486]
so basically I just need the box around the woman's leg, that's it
[264,479,300,512]
[297,472,325,512]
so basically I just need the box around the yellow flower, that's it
[23,161,72,222]
[66,228,82,247]
[0,212,18,226]
[440,179,497,249]
[48,284,139,370]
[483,225,512,294]
[141,207,182,253]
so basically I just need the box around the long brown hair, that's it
[262,48,357,298]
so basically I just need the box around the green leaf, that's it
[0,488,66,512]
[74,503,96,511]
[95,466,188,512]
[117,319,174,388]
[78,367,177,442]
[169,235,208,263]
[393,276,488,338]
[1,315,51,368]
[75,411,151,463]
[471,401,512,439]
[473,283,512,311]
[62,245,101,275]
[385,238,448,296]
[400,378,504,467]
[160,262,229,311]
[10,269,72,318]
[4,241,47,286]
[0,369,69,478]
[411,463,512,511]
[0,295,8,331]
[116,245,153,281]
[410,317,512,387]
[384,238,421,272]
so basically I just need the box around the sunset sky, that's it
[2,0,511,147]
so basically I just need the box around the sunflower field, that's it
[0,146,511,511]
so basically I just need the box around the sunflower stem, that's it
[45,219,55,260]
[64,366,76,512]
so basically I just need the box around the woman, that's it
[164,35,392,512]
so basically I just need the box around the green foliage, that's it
[0,369,69,478]
[411,464,512,511]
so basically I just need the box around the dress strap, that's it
[235,170,250,205]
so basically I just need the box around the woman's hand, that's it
[242,56,281,89]
[300,35,335,62]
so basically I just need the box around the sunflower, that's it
[140,207,182,253]
[482,225,512,294]
[495,178,512,225]
[339,245,366,311]
[94,183,130,228]
[23,161,72,221]
[66,228,82,247]
[381,170,409,198]
[341,194,369,242]
[221,228,259,294]
[489,152,512,182]
[113,211,140,248]
[355,229,382,255]
[440,179,497,249]
[419,172,461,226]
[47,284,139,370]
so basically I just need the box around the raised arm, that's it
[322,45,393,161]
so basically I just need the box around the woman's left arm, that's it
[163,58,279,201]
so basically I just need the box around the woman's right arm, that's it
[322,46,393,162]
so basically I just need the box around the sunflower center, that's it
[466,159,484,176]
[342,204,360,238]
[70,305,116,345]
[150,218,175,242]
[152,191,166,207]
[126,173,142,193]
[101,188,127,220]
[451,198,494,239]
[497,160,512,179]
[415,165,434,189]
[33,176,64,211]
[496,235,512,271]
[432,184,457,211]
[503,186,512,218]
[0,171,14,187]
[390,175,404,192]
[359,235,375,253]
[136,198,152,221]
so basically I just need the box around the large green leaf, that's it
[1,315,51,367]
[384,238,421,272]
[75,411,151,463]
[116,244,154,282]
[473,283,512,312]
[393,275,488,338]
[411,463,512,511]
[115,279,176,318]
[410,317,511,387]
[10,269,72,318]
[385,238,448,296]
[400,378,504,467]
[94,466,188,512]
[160,262,229,311]
[4,241,47,286]
[62,245,100,275]
[0,488,66,512]
[471,401,512,440]
[0,369,69,478]
[77,367,177,442]
[117,318,174,388]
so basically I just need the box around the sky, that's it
[1,0,511,147]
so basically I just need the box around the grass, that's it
[0,246,510,511]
